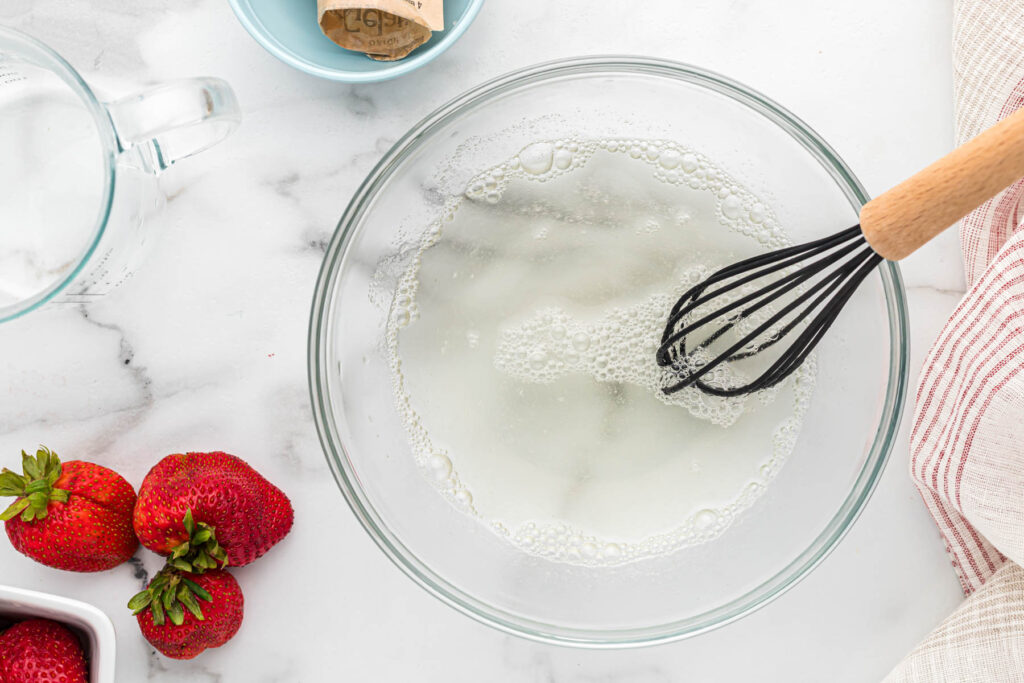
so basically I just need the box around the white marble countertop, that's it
[0,1,968,680]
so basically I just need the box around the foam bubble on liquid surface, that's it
[493,288,772,429]
[386,138,815,566]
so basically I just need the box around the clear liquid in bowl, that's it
[388,138,816,565]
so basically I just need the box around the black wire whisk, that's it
[658,106,1024,397]
[657,226,882,397]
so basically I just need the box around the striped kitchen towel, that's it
[885,0,1024,680]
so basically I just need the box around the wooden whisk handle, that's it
[860,106,1024,261]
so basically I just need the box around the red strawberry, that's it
[0,618,88,683]
[133,452,292,568]
[129,567,243,660]
[1,447,138,572]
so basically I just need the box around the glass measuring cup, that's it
[0,26,241,323]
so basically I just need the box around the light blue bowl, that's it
[229,0,484,82]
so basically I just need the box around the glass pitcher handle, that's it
[103,77,241,174]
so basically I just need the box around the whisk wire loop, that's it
[659,236,865,356]
[658,225,883,397]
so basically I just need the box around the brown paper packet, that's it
[318,0,444,61]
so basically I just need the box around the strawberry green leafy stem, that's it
[0,447,70,523]
[126,509,229,626]
[168,509,229,573]
[128,566,214,627]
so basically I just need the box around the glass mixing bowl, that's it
[309,57,908,646]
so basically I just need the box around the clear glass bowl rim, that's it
[308,55,910,648]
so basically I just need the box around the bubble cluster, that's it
[462,139,592,205]
[385,136,817,567]
[489,249,805,430]
[493,293,759,427]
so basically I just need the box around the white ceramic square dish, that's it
[0,584,116,682]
